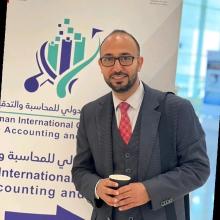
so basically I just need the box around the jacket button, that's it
[169,198,173,203]
[125,168,132,173]
[125,153,130,158]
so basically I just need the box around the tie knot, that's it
[119,102,130,113]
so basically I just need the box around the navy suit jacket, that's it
[72,83,210,220]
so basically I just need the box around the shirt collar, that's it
[112,81,144,111]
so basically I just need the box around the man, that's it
[72,30,210,220]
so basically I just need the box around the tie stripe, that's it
[119,102,132,144]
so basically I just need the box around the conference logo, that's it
[24,18,102,98]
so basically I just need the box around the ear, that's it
[98,59,104,74]
[137,56,144,72]
[98,58,102,67]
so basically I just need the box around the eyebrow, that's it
[101,53,132,57]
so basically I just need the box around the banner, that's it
[0,0,182,219]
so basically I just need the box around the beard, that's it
[105,72,138,93]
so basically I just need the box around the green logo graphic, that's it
[24,18,102,98]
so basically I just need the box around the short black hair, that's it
[100,29,140,56]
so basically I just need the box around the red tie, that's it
[119,102,132,144]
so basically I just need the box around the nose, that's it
[112,59,123,72]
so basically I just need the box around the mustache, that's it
[110,72,128,78]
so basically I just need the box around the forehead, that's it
[100,34,138,56]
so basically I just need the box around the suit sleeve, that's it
[142,98,210,211]
[71,105,102,208]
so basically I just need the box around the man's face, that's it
[98,34,143,93]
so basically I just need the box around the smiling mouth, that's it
[111,73,128,80]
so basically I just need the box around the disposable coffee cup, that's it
[109,174,131,188]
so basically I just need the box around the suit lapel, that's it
[138,84,161,181]
[96,93,114,177]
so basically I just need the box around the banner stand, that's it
[213,119,220,220]
[0,0,7,98]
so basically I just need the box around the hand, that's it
[96,178,120,207]
[115,182,150,211]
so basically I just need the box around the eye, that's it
[102,57,114,62]
[120,56,132,61]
